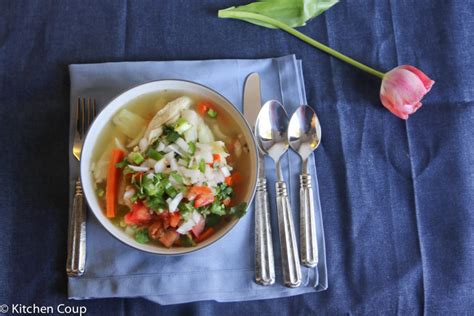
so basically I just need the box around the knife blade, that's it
[243,73,275,286]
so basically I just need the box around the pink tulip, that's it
[380,65,435,119]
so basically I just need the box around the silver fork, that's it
[66,98,96,277]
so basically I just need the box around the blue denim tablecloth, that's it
[0,0,473,314]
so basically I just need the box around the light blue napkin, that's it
[68,55,326,304]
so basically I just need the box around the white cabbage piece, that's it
[112,109,146,139]
[183,126,198,142]
[93,143,114,183]
[197,123,214,143]
[181,109,202,127]
[126,126,146,148]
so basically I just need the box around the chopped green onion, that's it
[129,152,145,165]
[207,108,218,118]
[199,159,206,173]
[164,126,180,143]
[115,157,129,168]
[147,148,163,161]
[135,229,150,244]
[180,234,196,247]
[174,118,192,134]
[188,142,196,155]
[123,166,134,175]
[170,172,183,184]
[96,187,105,197]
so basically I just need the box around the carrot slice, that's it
[196,227,215,242]
[213,154,220,162]
[106,148,125,218]
[224,176,232,186]
[197,102,209,116]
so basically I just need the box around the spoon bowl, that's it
[288,105,321,170]
[256,100,290,165]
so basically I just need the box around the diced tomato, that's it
[196,227,215,242]
[224,171,242,187]
[197,102,210,116]
[148,221,165,240]
[194,193,214,208]
[223,197,231,206]
[159,230,180,248]
[169,212,181,228]
[186,185,213,200]
[124,202,152,226]
[213,154,220,162]
[191,218,206,237]
[226,141,234,153]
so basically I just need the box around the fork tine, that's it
[87,98,92,131]
[81,98,85,138]
[76,98,81,134]
[93,99,97,120]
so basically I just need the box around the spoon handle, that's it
[275,181,302,287]
[300,173,318,267]
[255,171,275,285]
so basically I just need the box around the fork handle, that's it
[255,176,275,286]
[66,178,87,277]
[275,181,302,288]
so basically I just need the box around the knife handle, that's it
[275,181,302,288]
[300,173,318,267]
[66,178,87,276]
[255,175,275,286]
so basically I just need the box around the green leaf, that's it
[218,0,338,29]
[210,201,226,216]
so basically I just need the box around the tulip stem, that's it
[218,10,386,79]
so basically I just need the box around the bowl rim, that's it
[80,79,258,256]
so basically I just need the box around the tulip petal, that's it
[399,65,435,91]
[382,69,426,106]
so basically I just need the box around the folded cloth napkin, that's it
[68,55,326,305]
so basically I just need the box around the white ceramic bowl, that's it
[81,80,258,255]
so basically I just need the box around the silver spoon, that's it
[288,105,321,267]
[256,100,302,288]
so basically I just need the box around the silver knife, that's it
[243,73,275,286]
